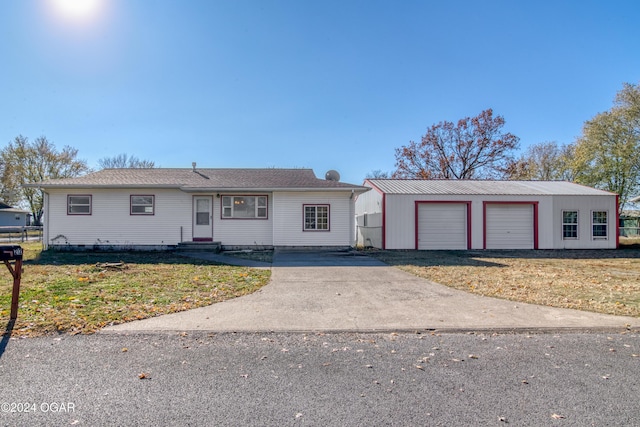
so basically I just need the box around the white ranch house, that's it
[355,180,618,250]
[27,167,368,250]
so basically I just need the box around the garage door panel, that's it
[486,204,534,249]
[418,203,467,250]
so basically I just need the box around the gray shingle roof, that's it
[27,168,368,192]
[366,179,616,196]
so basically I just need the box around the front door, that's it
[193,196,213,241]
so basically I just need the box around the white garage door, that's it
[485,204,534,249]
[417,203,467,250]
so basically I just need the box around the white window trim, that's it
[67,195,92,215]
[221,195,268,219]
[562,210,578,240]
[304,204,330,231]
[591,210,608,240]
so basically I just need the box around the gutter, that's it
[180,186,370,193]
[22,184,370,193]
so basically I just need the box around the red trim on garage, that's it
[483,201,539,249]
[381,192,386,250]
[616,194,620,248]
[414,201,472,250]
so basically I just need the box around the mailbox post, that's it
[1,246,23,320]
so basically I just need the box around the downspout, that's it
[350,190,356,248]
[43,192,49,250]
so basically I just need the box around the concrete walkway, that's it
[103,250,640,334]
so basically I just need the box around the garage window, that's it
[304,205,329,231]
[562,211,578,239]
[592,211,608,239]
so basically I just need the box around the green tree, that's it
[393,109,519,179]
[1,135,89,224]
[507,141,576,181]
[573,82,640,212]
[98,153,155,169]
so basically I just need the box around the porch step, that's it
[176,241,222,253]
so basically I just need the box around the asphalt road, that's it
[1,331,639,426]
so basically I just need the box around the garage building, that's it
[355,180,618,250]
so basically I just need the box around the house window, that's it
[131,195,155,215]
[221,196,268,219]
[592,211,608,239]
[67,195,92,215]
[562,211,578,239]
[304,205,329,231]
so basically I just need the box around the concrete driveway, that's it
[103,250,640,334]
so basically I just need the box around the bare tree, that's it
[365,169,391,179]
[98,153,155,169]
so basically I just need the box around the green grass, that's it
[0,242,270,336]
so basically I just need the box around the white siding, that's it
[44,188,360,249]
[417,203,467,250]
[355,184,384,248]
[357,186,618,250]
[212,194,273,247]
[45,188,192,247]
[551,195,617,249]
[273,191,354,247]
[384,194,417,249]
[485,204,534,249]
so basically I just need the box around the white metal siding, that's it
[551,196,618,249]
[355,184,384,248]
[355,183,618,251]
[272,191,353,247]
[383,194,416,249]
[486,204,534,249]
[417,203,467,250]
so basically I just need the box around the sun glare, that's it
[49,0,103,21]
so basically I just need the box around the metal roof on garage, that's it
[365,179,616,196]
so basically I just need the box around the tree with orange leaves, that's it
[393,109,519,179]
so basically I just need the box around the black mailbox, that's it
[0,246,23,261]
[1,245,23,320]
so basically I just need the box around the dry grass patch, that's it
[367,249,640,318]
[0,243,270,336]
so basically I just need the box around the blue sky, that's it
[1,0,639,185]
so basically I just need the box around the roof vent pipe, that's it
[192,162,196,171]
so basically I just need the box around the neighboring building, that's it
[25,167,368,250]
[0,202,31,227]
[620,210,640,237]
[356,180,618,250]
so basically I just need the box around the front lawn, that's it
[367,249,640,318]
[0,242,270,336]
